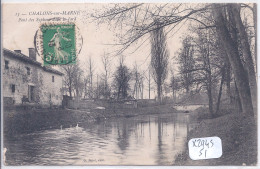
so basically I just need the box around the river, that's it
[4,112,196,165]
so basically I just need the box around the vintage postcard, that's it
[1,2,258,167]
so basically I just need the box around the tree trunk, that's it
[157,83,162,103]
[235,80,243,112]
[172,89,175,104]
[212,4,254,116]
[69,86,72,97]
[75,88,79,109]
[96,74,99,99]
[118,85,121,99]
[226,60,232,103]
[141,81,144,99]
[90,75,93,98]
[105,75,108,99]
[215,67,225,114]
[207,87,214,117]
[253,3,257,67]
[231,4,257,112]
[207,78,214,117]
[69,78,72,97]
[148,68,151,99]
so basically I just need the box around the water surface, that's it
[5,112,194,165]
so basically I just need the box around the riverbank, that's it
[174,108,257,166]
[4,104,180,135]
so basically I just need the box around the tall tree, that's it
[197,29,214,116]
[215,65,226,114]
[231,4,257,109]
[253,4,257,65]
[87,56,95,99]
[101,53,111,99]
[179,27,222,116]
[212,3,254,116]
[178,36,195,93]
[150,26,169,103]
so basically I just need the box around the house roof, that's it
[4,48,41,66]
[42,66,63,76]
[3,48,63,76]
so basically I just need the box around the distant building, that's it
[3,48,63,106]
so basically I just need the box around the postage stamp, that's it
[41,24,76,65]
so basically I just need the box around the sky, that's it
[2,3,189,99]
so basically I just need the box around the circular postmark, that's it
[34,19,83,65]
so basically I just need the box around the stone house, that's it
[3,48,63,106]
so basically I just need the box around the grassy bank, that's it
[174,107,257,166]
[4,104,177,135]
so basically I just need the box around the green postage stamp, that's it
[41,24,76,65]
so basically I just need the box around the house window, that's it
[5,60,9,69]
[11,84,15,93]
[26,67,30,75]
[52,76,55,82]
[28,85,34,102]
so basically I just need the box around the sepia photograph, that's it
[1,2,258,166]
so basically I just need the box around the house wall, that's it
[3,56,38,104]
[39,71,63,106]
[3,54,63,106]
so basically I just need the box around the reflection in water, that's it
[4,113,194,165]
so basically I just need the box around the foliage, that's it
[113,57,132,99]
[150,26,169,102]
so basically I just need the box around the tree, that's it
[253,4,257,65]
[95,74,100,99]
[148,66,152,99]
[98,79,111,99]
[132,62,144,99]
[150,26,169,103]
[178,36,195,93]
[113,56,132,99]
[178,27,223,116]
[86,56,95,99]
[212,3,254,116]
[215,64,226,114]
[94,4,209,54]
[231,4,257,108]
[242,3,258,67]
[169,74,176,103]
[83,74,89,99]
[61,65,74,97]
[196,29,215,116]
[141,64,153,100]
[61,63,83,98]
[95,3,256,115]
[73,64,84,99]
[101,53,111,99]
